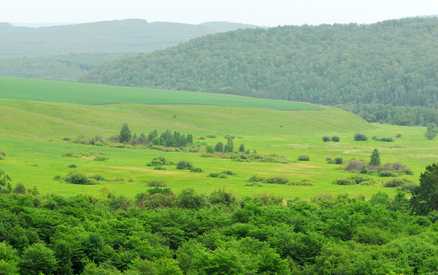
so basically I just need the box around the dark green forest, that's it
[86,17,438,126]
[0,165,438,275]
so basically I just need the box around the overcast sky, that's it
[2,0,438,26]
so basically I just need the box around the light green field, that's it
[0,77,436,199]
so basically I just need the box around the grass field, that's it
[0,77,437,199]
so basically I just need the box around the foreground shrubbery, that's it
[1,163,438,274]
[0,185,436,274]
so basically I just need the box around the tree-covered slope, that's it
[85,17,438,125]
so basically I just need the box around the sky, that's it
[2,0,438,27]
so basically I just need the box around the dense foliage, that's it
[86,17,438,126]
[0,175,437,274]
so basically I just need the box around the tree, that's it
[225,136,234,153]
[215,142,224,153]
[19,243,58,275]
[411,164,438,214]
[0,242,19,275]
[369,149,381,166]
[425,124,437,140]
[239,144,246,153]
[119,123,132,143]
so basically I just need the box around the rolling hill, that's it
[85,17,438,126]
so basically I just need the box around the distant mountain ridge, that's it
[0,19,257,58]
[0,19,256,80]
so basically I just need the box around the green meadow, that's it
[0,77,437,199]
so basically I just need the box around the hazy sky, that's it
[2,0,438,26]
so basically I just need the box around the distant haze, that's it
[2,0,438,26]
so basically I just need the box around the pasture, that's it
[0,77,436,199]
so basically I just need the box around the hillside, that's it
[0,19,256,80]
[85,17,438,126]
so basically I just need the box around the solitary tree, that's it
[119,123,132,143]
[411,163,438,214]
[215,142,224,153]
[425,124,437,140]
[369,149,381,167]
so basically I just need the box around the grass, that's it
[0,77,437,200]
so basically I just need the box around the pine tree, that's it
[239,144,246,153]
[215,142,224,153]
[369,149,381,166]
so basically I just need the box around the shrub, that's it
[322,136,331,142]
[345,160,366,172]
[176,161,193,170]
[209,173,227,179]
[190,167,203,173]
[331,136,340,142]
[0,151,5,160]
[384,178,413,188]
[354,133,368,141]
[94,156,108,161]
[378,171,397,177]
[334,157,344,164]
[176,189,206,209]
[248,175,289,185]
[334,176,372,185]
[13,184,26,194]
[298,155,310,161]
[148,156,171,167]
[208,190,236,205]
[64,172,91,185]
[67,164,77,168]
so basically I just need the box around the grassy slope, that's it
[0,78,436,199]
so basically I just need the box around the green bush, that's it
[176,161,193,170]
[354,133,368,141]
[64,172,92,185]
[298,155,310,161]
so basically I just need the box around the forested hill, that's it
[0,20,256,58]
[85,17,438,126]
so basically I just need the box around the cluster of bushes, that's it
[248,175,289,185]
[322,136,340,142]
[384,178,416,191]
[326,157,343,165]
[176,161,202,173]
[116,123,194,148]
[0,176,438,274]
[297,155,310,161]
[69,136,106,146]
[354,133,368,141]
[372,136,395,142]
[147,156,174,170]
[209,170,235,179]
[345,149,412,177]
[334,175,376,186]
[61,172,104,185]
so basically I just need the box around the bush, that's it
[334,157,344,164]
[67,164,77,168]
[94,156,108,161]
[13,184,26,194]
[190,167,203,173]
[331,136,340,142]
[334,176,372,185]
[176,189,206,209]
[345,160,366,172]
[372,136,394,142]
[298,155,310,161]
[64,172,92,185]
[248,175,289,185]
[384,178,414,188]
[209,172,227,179]
[354,133,368,141]
[0,151,5,160]
[208,190,236,205]
[322,136,331,142]
[148,156,172,167]
[176,161,193,170]
[378,171,397,177]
